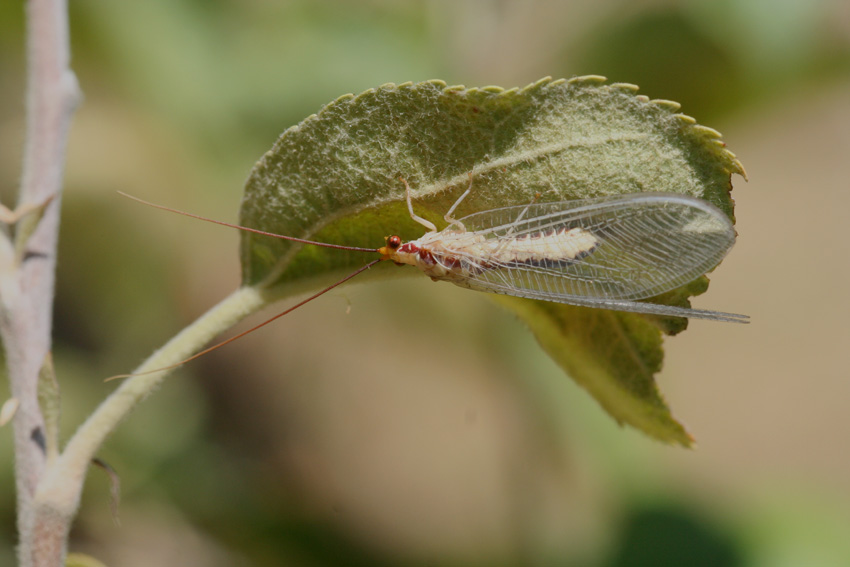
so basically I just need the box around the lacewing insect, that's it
[379,178,747,322]
[115,178,746,377]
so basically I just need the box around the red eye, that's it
[387,235,402,250]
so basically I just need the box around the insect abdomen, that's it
[485,227,599,269]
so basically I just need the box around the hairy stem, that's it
[1,0,80,565]
[58,286,268,478]
[22,286,267,566]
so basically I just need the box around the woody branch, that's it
[0,0,80,565]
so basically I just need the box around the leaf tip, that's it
[672,427,697,448]
[675,117,747,180]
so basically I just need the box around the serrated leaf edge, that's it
[275,76,745,187]
[251,76,745,291]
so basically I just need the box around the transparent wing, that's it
[451,193,746,322]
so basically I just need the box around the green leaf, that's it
[492,296,690,445]
[238,77,745,445]
[37,352,61,460]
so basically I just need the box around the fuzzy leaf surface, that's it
[239,77,745,445]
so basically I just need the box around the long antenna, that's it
[107,258,383,381]
[110,192,389,380]
[117,191,380,253]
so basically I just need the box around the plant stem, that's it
[1,0,79,565]
[61,286,269,476]
[27,286,269,565]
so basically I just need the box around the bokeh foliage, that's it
[1,1,849,566]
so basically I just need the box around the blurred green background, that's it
[2,0,850,565]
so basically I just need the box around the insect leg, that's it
[401,177,437,232]
[502,191,543,238]
[443,172,475,230]
[491,192,544,257]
